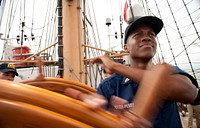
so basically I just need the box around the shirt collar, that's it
[122,77,132,85]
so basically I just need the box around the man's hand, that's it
[64,88,107,109]
[92,55,116,74]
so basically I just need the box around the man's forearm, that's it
[111,63,145,84]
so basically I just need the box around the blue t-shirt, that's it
[97,66,197,128]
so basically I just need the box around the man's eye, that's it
[3,73,9,76]
[133,32,140,37]
[150,32,156,37]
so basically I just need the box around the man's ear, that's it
[124,44,128,52]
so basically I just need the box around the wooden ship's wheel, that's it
[0,98,93,128]
[1,58,174,128]
[0,59,132,128]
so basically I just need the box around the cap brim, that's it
[0,69,19,76]
[125,16,163,43]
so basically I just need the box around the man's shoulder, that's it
[99,74,124,86]
[174,66,198,87]
[103,73,124,81]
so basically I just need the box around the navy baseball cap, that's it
[0,63,19,76]
[124,16,163,44]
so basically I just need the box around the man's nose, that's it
[142,33,151,41]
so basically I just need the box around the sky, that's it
[0,0,198,61]
[0,0,127,56]
[89,0,128,51]
[0,0,57,58]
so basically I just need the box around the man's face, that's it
[124,25,157,60]
[0,71,15,81]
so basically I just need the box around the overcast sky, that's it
[0,0,128,54]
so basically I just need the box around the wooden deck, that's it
[180,112,197,128]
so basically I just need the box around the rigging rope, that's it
[156,0,177,65]
[166,0,196,79]
[86,0,102,51]
[31,0,35,36]
[141,0,200,85]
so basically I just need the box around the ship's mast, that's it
[62,0,85,82]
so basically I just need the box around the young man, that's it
[0,63,19,81]
[64,15,199,127]
[93,15,199,127]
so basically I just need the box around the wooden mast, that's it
[62,0,85,82]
